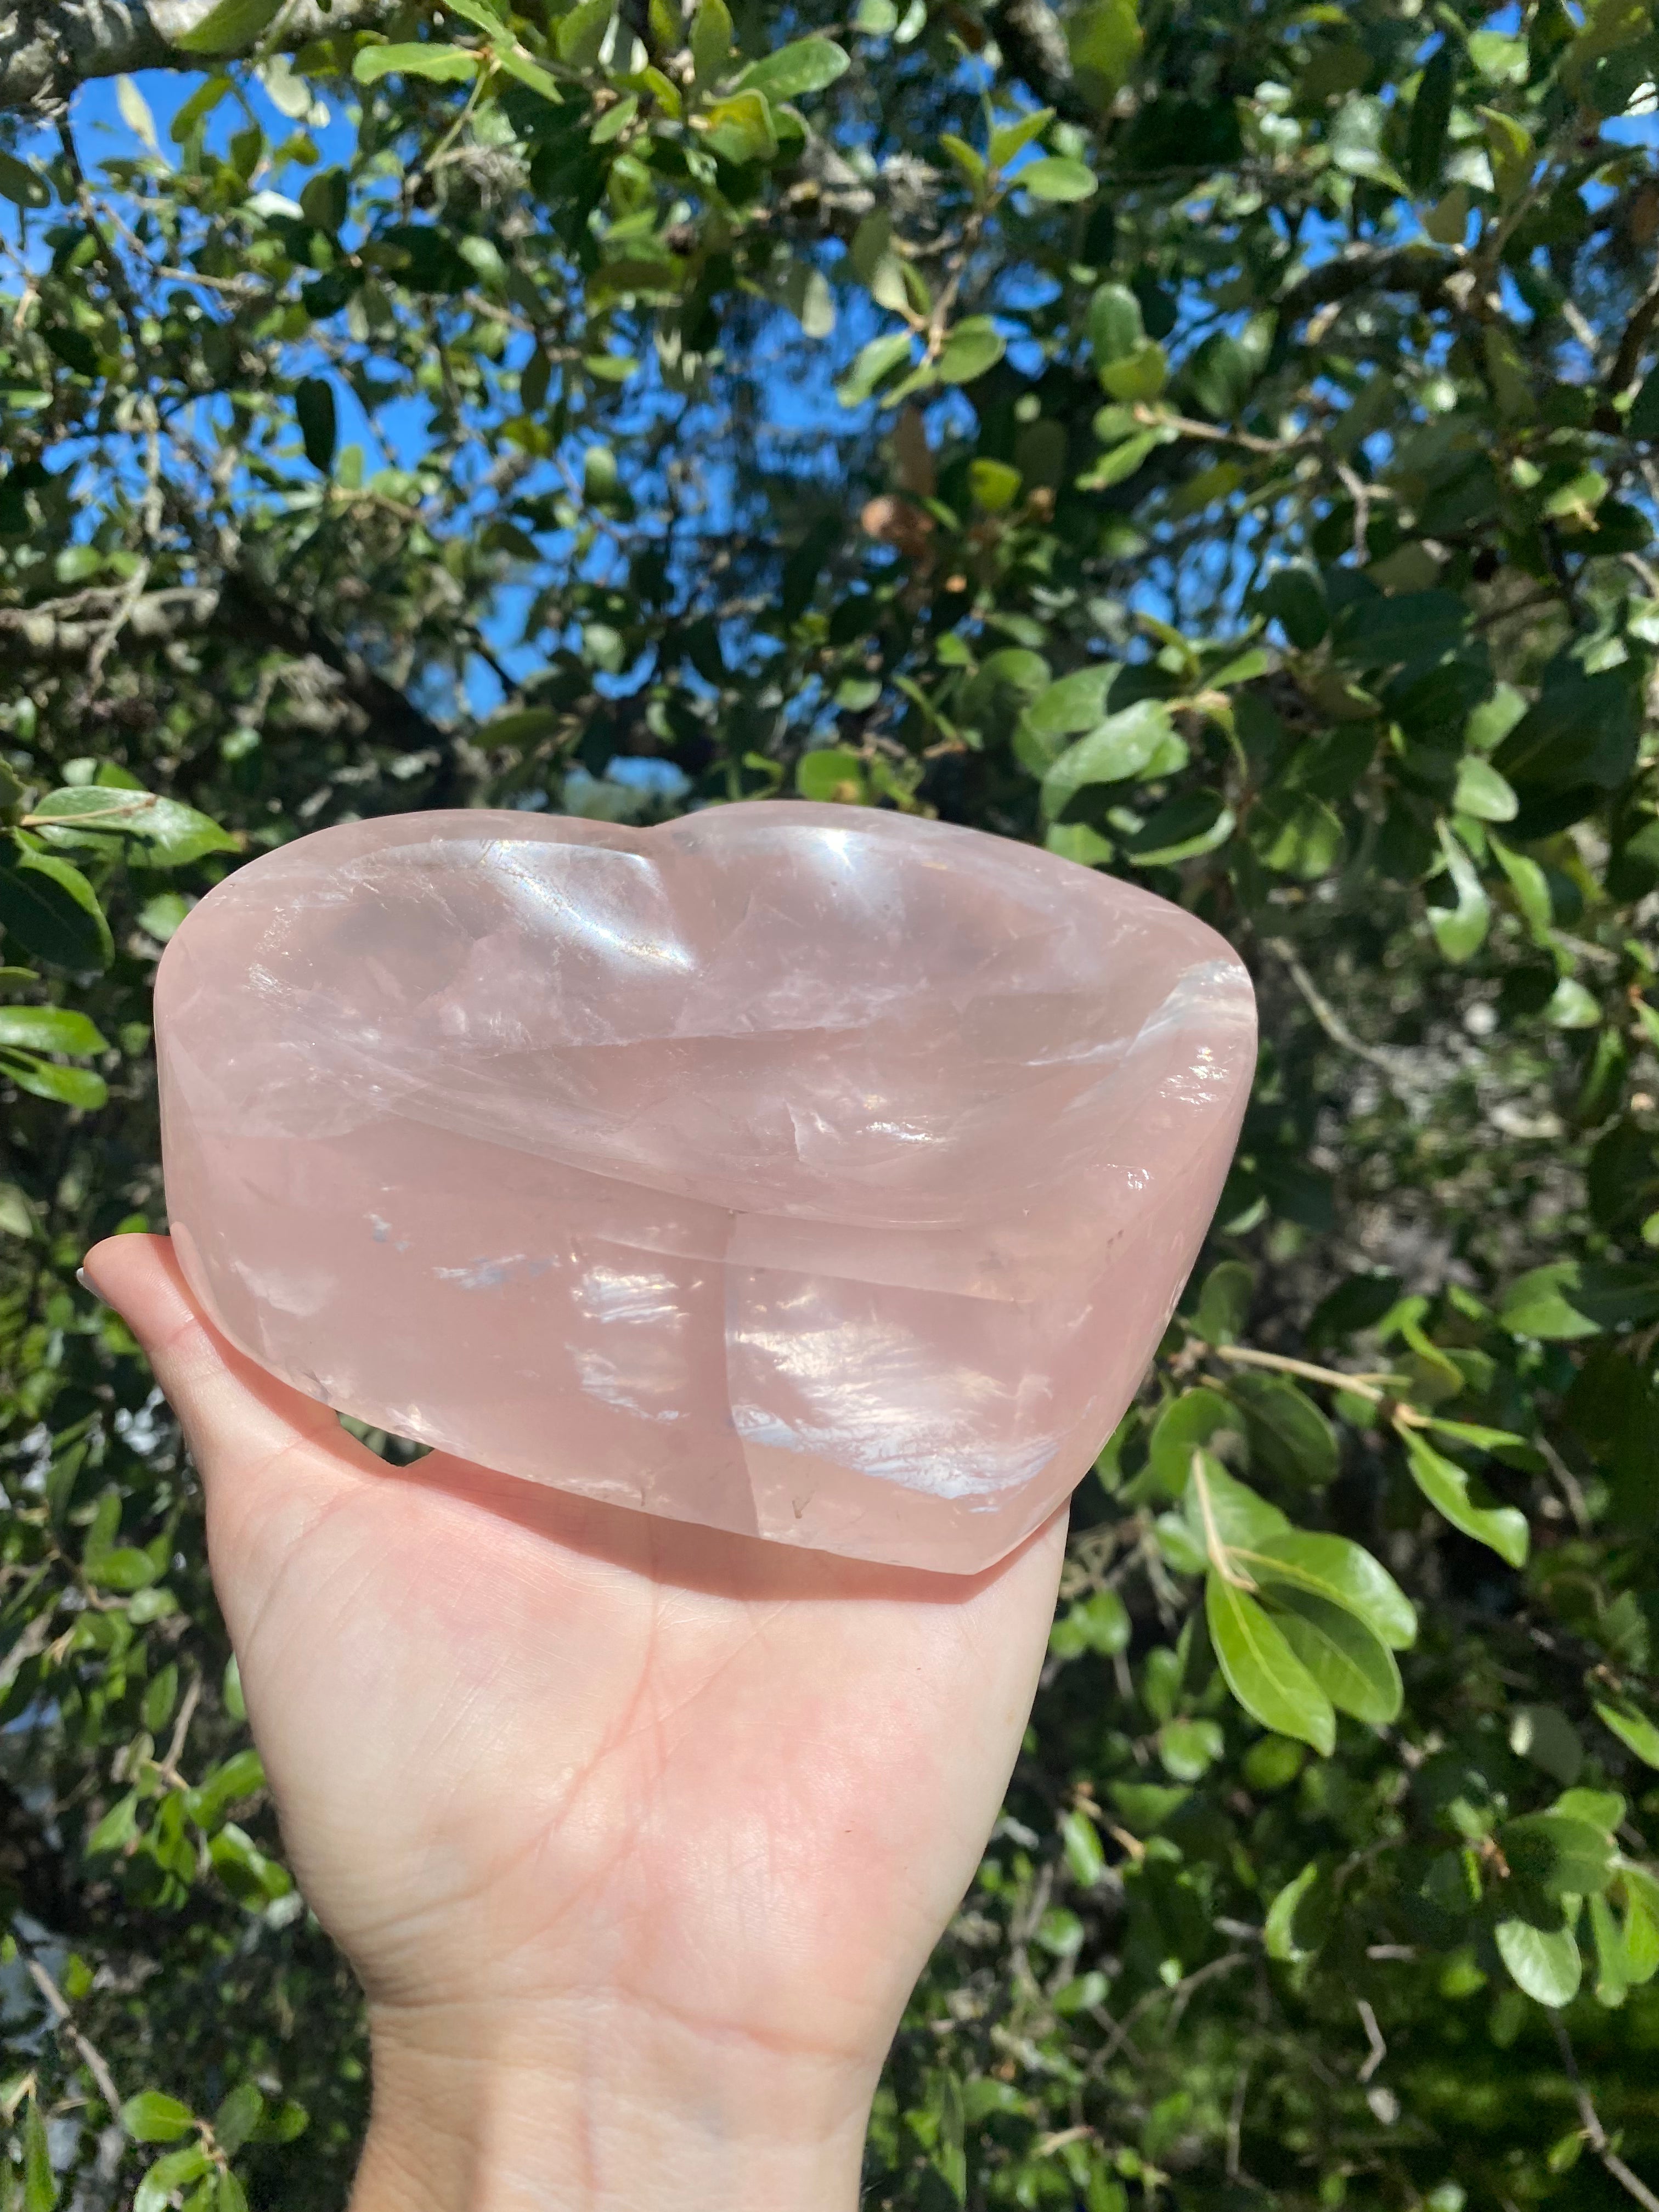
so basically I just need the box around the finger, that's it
[79,1234,381,1568]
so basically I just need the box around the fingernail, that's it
[76,1267,111,1309]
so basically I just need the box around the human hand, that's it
[83,1234,1068,2212]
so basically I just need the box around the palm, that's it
[92,1235,1066,2087]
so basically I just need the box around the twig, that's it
[88,396,165,689]
[1554,2018,1659,2212]
[1336,459,1372,564]
[1207,1341,1414,1413]
[1263,937,1422,1094]
[163,1672,202,1779]
[1356,1999,1386,2085]
[1607,254,1659,398]
[1225,2061,1250,2181]
[0,1610,53,1699]
[24,1956,122,2124]
[1092,1954,1250,2073]
[1136,404,1312,459]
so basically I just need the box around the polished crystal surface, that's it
[155,803,1256,1571]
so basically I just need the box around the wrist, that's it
[350,2001,876,2212]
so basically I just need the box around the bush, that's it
[2,0,1658,2204]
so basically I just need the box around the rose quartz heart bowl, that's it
[155,803,1255,1571]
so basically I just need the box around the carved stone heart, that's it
[156,802,1255,1571]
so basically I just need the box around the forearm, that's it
[350,2004,875,2212]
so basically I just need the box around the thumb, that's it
[79,1234,380,1618]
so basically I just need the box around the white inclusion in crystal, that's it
[369,1214,391,1242]
[230,1258,335,1317]
[434,1254,555,1291]
[572,1261,692,1419]
[483,844,696,973]
[731,1301,1060,1500]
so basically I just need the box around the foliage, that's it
[3,0,1659,2203]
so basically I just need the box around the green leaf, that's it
[0,848,112,971]
[1227,1373,1339,1488]
[1594,1699,1659,1769]
[557,0,616,66]
[1265,1859,1331,1962]
[135,2147,211,2212]
[87,1788,140,1854]
[1499,1814,1616,1897]
[494,45,563,101]
[1509,1706,1585,1785]
[30,787,237,870]
[1193,1260,1254,1345]
[1125,790,1233,865]
[1544,978,1600,1028]
[1088,283,1145,365]
[1400,1429,1528,1568]
[734,37,850,100]
[1405,43,1455,192]
[1269,1589,1403,1725]
[1183,1453,1288,1551]
[1478,105,1533,204]
[836,331,913,407]
[295,377,337,475]
[1041,700,1177,816]
[166,0,284,54]
[968,458,1022,511]
[1502,1260,1659,1339]
[1026,667,1115,739]
[122,2092,195,2144]
[1148,1390,1249,1501]
[988,108,1053,171]
[939,134,988,191]
[1019,156,1098,202]
[1099,340,1167,402]
[690,0,732,81]
[1043,823,1114,866]
[1430,825,1490,963]
[936,317,1005,385]
[700,88,781,162]
[187,1748,267,1829]
[1059,1806,1107,1886]
[86,1545,159,1592]
[353,41,481,82]
[1491,834,1553,942]
[23,2095,55,2212]
[1159,1716,1223,1780]
[1206,1573,1335,1754]
[212,2085,265,2158]
[1496,1917,1581,2007]
[1248,791,1345,880]
[796,747,867,803]
[0,1008,105,1056]
[1243,1531,1417,1650]
[2,1054,109,1109]
[1068,0,1142,106]
[1453,757,1518,822]
[0,150,50,208]
[1623,1865,1659,1984]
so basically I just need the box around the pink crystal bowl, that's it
[155,803,1256,1572]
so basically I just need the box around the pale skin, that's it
[82,1234,1068,2212]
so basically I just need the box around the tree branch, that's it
[987,0,1099,127]
[1554,2019,1659,2212]
[0,0,396,114]
[0,577,472,800]
[1276,245,1466,326]
[1607,259,1659,399]
[24,1952,123,2124]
